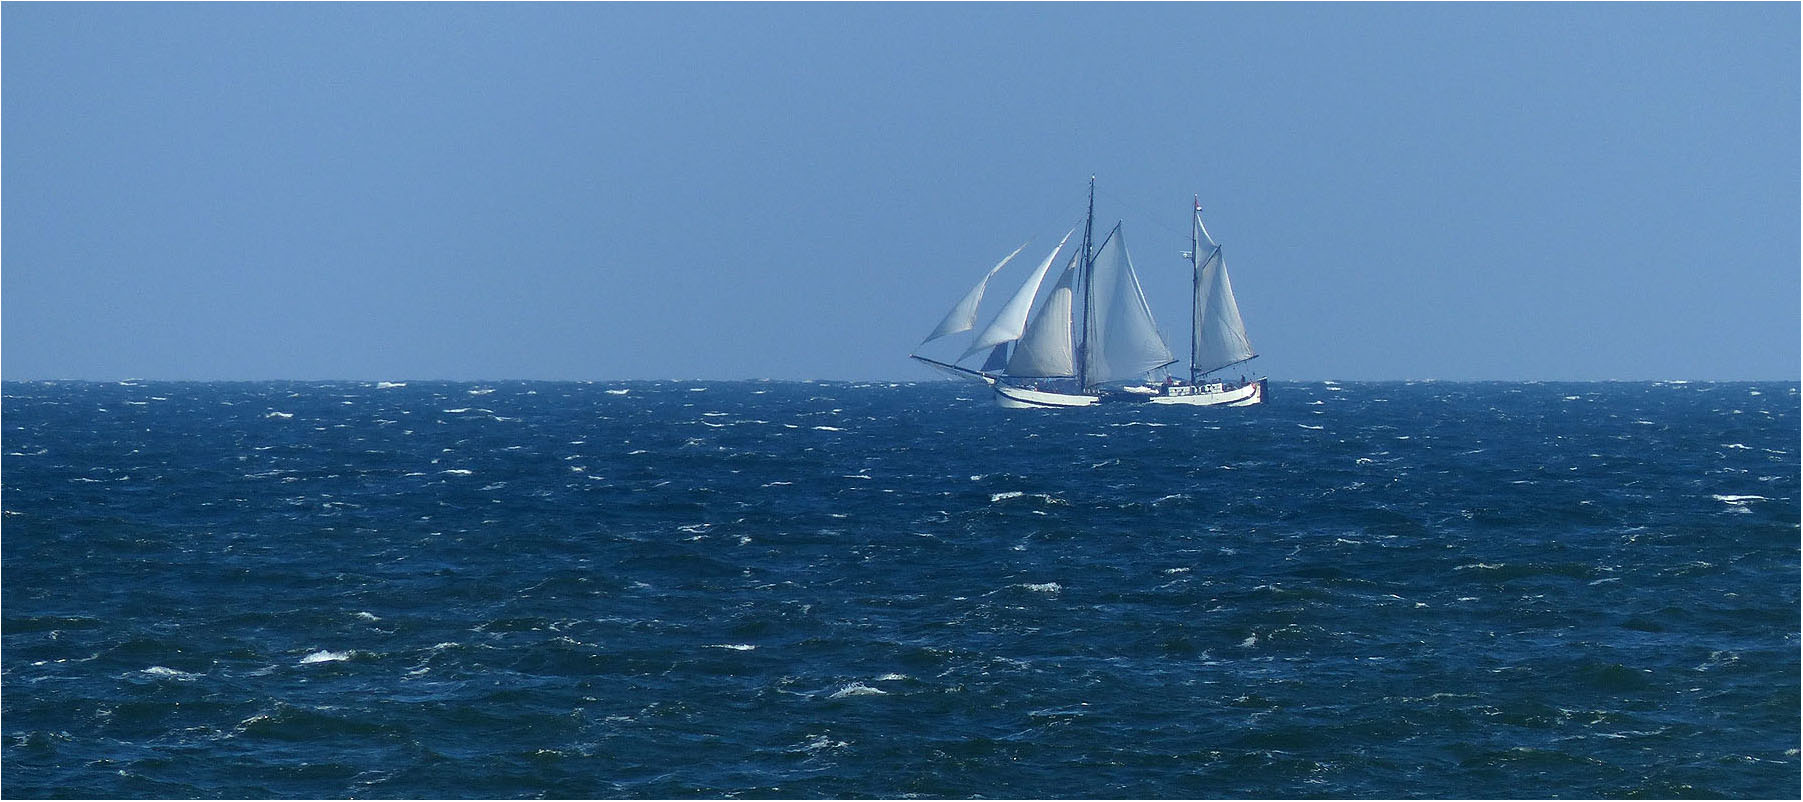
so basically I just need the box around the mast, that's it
[1187,195,1257,379]
[1077,175,1096,389]
[1190,195,1201,384]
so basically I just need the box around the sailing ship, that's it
[911,178,1266,408]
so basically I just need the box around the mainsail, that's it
[921,243,1027,343]
[1083,226,1175,385]
[1006,256,1079,377]
[960,229,1075,362]
[1190,206,1254,378]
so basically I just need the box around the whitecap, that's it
[141,666,199,680]
[468,387,495,395]
[440,469,473,476]
[1712,494,1767,505]
[376,381,406,389]
[265,411,293,419]
[1020,582,1061,593]
[1239,633,1259,648]
[990,490,1025,502]
[605,389,630,396]
[812,425,844,431]
[798,734,850,752]
[299,650,352,665]
[1298,424,1324,430]
[354,611,381,622]
[829,682,887,698]
[706,644,756,651]
[876,673,909,681]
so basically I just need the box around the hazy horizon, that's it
[5,4,1798,383]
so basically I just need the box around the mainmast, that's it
[1189,195,1201,384]
[1077,175,1096,389]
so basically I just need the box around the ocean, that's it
[2,379,1797,798]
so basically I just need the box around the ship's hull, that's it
[1146,377,1267,406]
[992,383,1101,408]
[992,378,1266,408]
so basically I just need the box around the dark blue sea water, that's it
[2,380,1797,798]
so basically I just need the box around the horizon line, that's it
[3,376,1798,385]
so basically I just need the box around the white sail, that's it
[921,243,1026,343]
[1083,227,1175,384]
[1193,245,1255,375]
[1006,257,1078,377]
[961,228,1075,362]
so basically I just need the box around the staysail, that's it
[921,243,1027,343]
[1006,255,1079,377]
[961,229,1075,362]
[1083,226,1175,384]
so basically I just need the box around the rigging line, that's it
[1095,188,1192,240]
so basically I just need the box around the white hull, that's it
[992,378,1266,408]
[1146,378,1267,407]
[993,384,1101,408]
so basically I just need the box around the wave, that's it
[298,650,353,665]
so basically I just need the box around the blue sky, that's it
[4,2,1796,381]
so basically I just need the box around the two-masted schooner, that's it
[911,178,1267,408]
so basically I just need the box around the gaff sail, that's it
[1083,226,1175,385]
